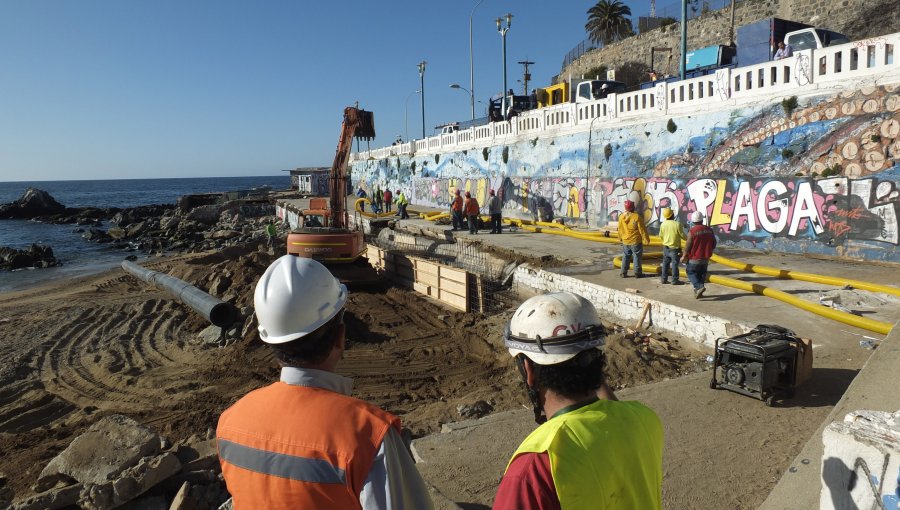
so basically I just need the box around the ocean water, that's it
[0,176,290,292]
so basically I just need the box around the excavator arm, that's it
[329,107,375,229]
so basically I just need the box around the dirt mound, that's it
[0,250,705,501]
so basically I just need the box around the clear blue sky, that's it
[0,0,655,181]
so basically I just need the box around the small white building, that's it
[288,167,330,196]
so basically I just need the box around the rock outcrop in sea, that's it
[0,244,59,270]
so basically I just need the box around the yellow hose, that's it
[353,198,396,218]
[708,253,900,298]
[613,254,893,335]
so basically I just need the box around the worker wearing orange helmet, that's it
[217,256,433,509]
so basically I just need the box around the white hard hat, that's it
[504,292,606,365]
[691,211,704,223]
[254,255,347,344]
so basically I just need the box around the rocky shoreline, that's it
[0,187,287,271]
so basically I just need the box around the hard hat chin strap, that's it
[515,355,546,425]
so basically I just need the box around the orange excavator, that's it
[286,107,375,263]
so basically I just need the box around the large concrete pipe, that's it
[121,260,238,328]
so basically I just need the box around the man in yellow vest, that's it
[494,292,663,509]
[216,255,433,509]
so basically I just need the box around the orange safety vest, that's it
[464,197,480,216]
[217,382,400,509]
[451,195,463,212]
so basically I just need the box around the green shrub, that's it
[604,143,613,161]
[782,149,794,159]
[434,154,440,164]
[871,134,882,143]
[502,146,510,164]
[782,96,798,116]
[666,119,677,133]
[482,147,489,161]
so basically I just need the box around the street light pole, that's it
[449,84,472,117]
[469,0,486,121]
[496,13,513,118]
[405,90,420,143]
[680,0,687,80]
[418,61,427,139]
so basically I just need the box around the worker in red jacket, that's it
[450,189,464,231]
[383,189,393,213]
[463,191,480,234]
[217,256,433,509]
[681,211,717,298]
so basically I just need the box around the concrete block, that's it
[37,415,163,491]
[820,410,900,509]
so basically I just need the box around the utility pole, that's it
[517,60,534,94]
[680,0,687,80]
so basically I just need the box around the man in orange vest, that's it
[450,189,464,231]
[216,255,433,509]
[463,191,480,234]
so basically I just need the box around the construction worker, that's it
[658,207,685,285]
[681,211,717,298]
[396,189,410,219]
[450,189,464,231]
[265,219,278,250]
[487,189,503,234]
[463,191,480,234]
[494,292,663,509]
[216,256,433,509]
[383,189,393,213]
[617,200,650,278]
[373,185,383,214]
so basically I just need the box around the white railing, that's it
[349,31,900,162]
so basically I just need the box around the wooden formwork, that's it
[365,244,470,312]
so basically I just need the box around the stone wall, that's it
[561,0,900,82]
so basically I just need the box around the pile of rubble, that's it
[0,188,283,267]
[6,415,228,510]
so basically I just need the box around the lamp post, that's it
[404,90,420,143]
[417,61,427,139]
[449,83,471,115]
[496,13,513,118]
[468,0,486,121]
[680,0,687,80]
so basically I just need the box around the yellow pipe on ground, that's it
[353,198,396,218]
[612,254,893,335]
[708,253,900,298]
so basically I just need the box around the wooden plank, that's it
[438,278,467,297]
[414,260,439,277]
[413,281,433,296]
[439,266,468,284]
[416,271,440,287]
[438,289,468,312]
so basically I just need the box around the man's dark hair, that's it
[270,310,344,366]
[533,349,606,399]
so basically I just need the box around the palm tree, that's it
[585,0,634,46]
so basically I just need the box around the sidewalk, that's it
[385,208,900,509]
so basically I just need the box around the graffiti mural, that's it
[352,85,899,261]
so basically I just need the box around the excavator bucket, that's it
[355,110,376,140]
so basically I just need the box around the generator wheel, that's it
[765,395,775,407]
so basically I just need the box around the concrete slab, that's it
[759,321,900,510]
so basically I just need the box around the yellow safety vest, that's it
[506,399,663,510]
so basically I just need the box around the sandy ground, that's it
[0,247,705,503]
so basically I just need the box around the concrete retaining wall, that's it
[821,410,900,509]
[513,264,748,347]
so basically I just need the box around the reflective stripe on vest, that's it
[218,439,346,484]
[507,399,663,510]
[217,382,400,509]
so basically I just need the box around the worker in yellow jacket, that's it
[617,200,650,278]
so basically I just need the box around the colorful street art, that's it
[351,85,900,261]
